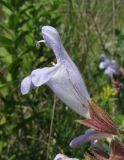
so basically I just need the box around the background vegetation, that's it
[0,0,124,159]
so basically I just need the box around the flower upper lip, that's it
[42,26,64,64]
[42,27,56,44]
[42,25,61,49]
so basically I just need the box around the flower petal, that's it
[42,26,71,64]
[104,66,115,76]
[42,26,61,49]
[31,66,58,87]
[69,129,112,148]
[54,153,78,160]
[99,62,106,69]
[21,76,32,95]
[42,26,62,61]
[100,53,108,61]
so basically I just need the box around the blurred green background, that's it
[0,0,124,159]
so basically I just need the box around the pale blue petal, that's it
[42,26,62,61]
[104,67,115,76]
[54,154,67,160]
[47,64,90,118]
[31,66,58,87]
[111,61,121,75]
[69,129,112,148]
[100,54,108,61]
[54,154,77,160]
[42,26,71,64]
[42,26,61,49]
[21,76,32,95]
[41,26,91,118]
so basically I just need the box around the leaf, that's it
[115,114,124,126]
[0,35,13,47]
[15,31,30,46]
[0,23,14,37]
[0,0,14,12]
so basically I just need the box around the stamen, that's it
[35,40,45,47]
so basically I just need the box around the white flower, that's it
[21,26,91,118]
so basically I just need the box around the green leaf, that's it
[0,35,13,47]
[115,114,124,125]
[0,0,14,12]
[0,23,14,37]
